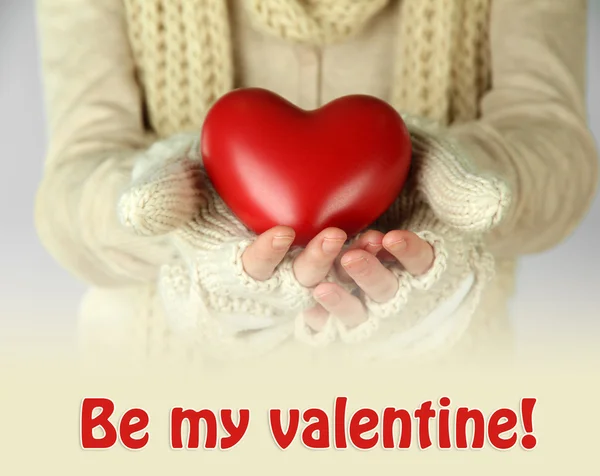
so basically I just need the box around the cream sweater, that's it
[35,0,598,365]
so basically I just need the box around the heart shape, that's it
[201,88,412,246]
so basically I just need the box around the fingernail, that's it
[322,237,344,254]
[316,290,341,305]
[341,256,368,272]
[272,235,294,250]
[386,239,407,251]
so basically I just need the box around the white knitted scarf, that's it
[123,0,491,137]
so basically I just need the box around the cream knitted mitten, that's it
[310,113,511,361]
[118,133,317,360]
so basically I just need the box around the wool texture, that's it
[115,0,512,362]
[118,117,509,361]
[122,0,491,133]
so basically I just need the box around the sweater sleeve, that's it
[35,0,177,286]
[450,0,599,258]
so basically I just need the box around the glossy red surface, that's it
[201,88,412,246]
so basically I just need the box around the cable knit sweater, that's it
[35,0,598,365]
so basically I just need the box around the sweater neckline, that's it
[241,0,391,45]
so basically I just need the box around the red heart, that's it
[201,88,412,246]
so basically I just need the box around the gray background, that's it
[1,0,598,349]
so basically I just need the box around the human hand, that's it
[295,113,512,356]
[118,136,354,358]
[303,229,435,332]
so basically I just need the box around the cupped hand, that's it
[242,225,436,335]
[305,230,436,332]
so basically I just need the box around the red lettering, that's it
[488,408,518,450]
[269,409,300,449]
[334,397,347,449]
[80,398,117,449]
[438,397,451,449]
[170,408,218,449]
[455,408,485,449]
[382,407,412,449]
[302,408,329,449]
[520,398,537,450]
[220,409,250,450]
[349,409,378,450]
[414,401,435,449]
[119,408,149,450]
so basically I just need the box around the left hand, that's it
[295,112,512,352]
[303,228,435,332]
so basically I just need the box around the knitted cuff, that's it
[158,260,295,360]
[407,230,447,290]
[335,313,380,344]
[175,177,253,250]
[401,113,511,233]
[358,250,495,362]
[118,132,206,236]
[186,240,316,316]
[305,231,446,346]
[169,174,318,316]
[361,267,412,321]
[294,312,338,347]
[362,230,447,321]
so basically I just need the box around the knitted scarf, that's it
[123,0,491,138]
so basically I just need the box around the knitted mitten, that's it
[118,133,317,360]
[308,113,511,361]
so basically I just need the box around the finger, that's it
[313,282,367,329]
[382,230,435,276]
[302,304,330,332]
[293,228,347,287]
[242,226,295,281]
[340,249,399,303]
[335,230,384,283]
[377,249,397,263]
[350,230,385,255]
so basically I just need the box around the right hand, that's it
[118,133,362,356]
